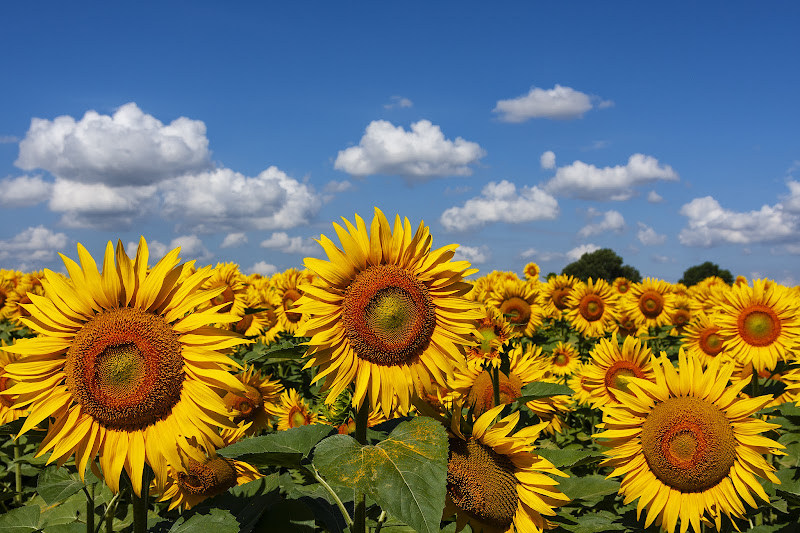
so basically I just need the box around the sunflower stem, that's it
[131,467,153,533]
[354,400,369,533]
[13,440,22,505]
[374,510,388,533]
[751,364,760,397]
[83,484,95,533]
[491,365,501,410]
[311,465,353,529]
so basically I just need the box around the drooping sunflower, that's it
[522,262,540,282]
[485,279,543,337]
[274,388,318,431]
[2,239,249,495]
[581,334,655,408]
[465,305,520,367]
[713,278,800,371]
[621,278,676,334]
[444,405,570,533]
[220,364,284,444]
[680,311,731,367]
[539,274,577,319]
[294,208,482,418]
[596,349,784,533]
[547,342,581,377]
[564,278,620,338]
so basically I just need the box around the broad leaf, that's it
[516,381,573,402]
[169,508,240,533]
[0,505,40,533]
[37,466,85,505]
[536,447,604,469]
[218,424,335,467]
[313,416,448,533]
[557,474,619,505]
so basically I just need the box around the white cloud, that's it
[637,222,667,246]
[260,232,319,255]
[540,150,556,170]
[383,96,413,109]
[440,180,559,231]
[50,179,158,229]
[493,85,602,122]
[678,195,799,247]
[781,180,800,212]
[453,245,489,264]
[647,190,664,203]
[334,120,485,181]
[323,180,353,193]
[652,254,676,264]
[566,243,600,262]
[0,135,19,144]
[15,102,212,186]
[220,233,248,248]
[160,166,321,233]
[0,175,53,207]
[520,248,563,262]
[543,154,679,201]
[0,226,69,264]
[578,209,625,237]
[126,234,211,263]
[249,261,278,277]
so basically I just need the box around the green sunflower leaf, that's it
[516,381,574,402]
[536,447,604,469]
[36,466,85,506]
[168,508,240,533]
[312,416,448,533]
[556,474,619,506]
[0,505,41,533]
[217,424,336,467]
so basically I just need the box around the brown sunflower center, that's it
[699,327,725,356]
[65,307,184,430]
[616,281,630,294]
[499,297,531,327]
[447,438,518,530]
[672,309,691,327]
[212,285,236,311]
[638,290,664,319]
[551,288,570,310]
[224,384,262,419]
[288,405,312,428]
[177,457,238,497]
[579,294,605,322]
[604,360,646,401]
[342,265,435,367]
[554,353,569,366]
[283,289,303,323]
[467,370,522,415]
[0,375,16,408]
[738,305,781,347]
[641,396,736,492]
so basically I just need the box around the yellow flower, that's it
[274,388,318,431]
[485,279,543,337]
[597,349,784,533]
[444,405,570,533]
[266,268,314,337]
[539,274,577,319]
[201,262,248,319]
[295,208,481,418]
[2,238,249,495]
[547,342,581,376]
[220,364,284,443]
[465,305,520,368]
[523,262,540,282]
[0,346,26,426]
[680,311,731,367]
[564,278,620,338]
[621,278,676,334]
[581,334,655,408]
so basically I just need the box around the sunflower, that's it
[622,278,676,334]
[220,364,284,444]
[274,388,318,431]
[266,268,315,338]
[232,280,277,338]
[615,311,639,338]
[465,305,520,367]
[539,274,577,319]
[732,364,800,407]
[547,342,581,377]
[668,295,692,336]
[564,278,619,338]
[0,273,14,316]
[201,262,248,320]
[596,349,784,533]
[687,277,730,316]
[566,363,596,406]
[680,311,731,367]
[523,262,540,282]
[0,347,26,425]
[2,238,249,495]
[485,279,543,337]
[2,276,45,326]
[713,278,800,372]
[294,208,481,418]
[157,449,262,510]
[612,277,633,297]
[581,334,655,408]
[444,404,570,533]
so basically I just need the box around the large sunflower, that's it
[713,278,800,372]
[485,279,543,337]
[564,278,619,338]
[596,349,784,533]
[444,405,570,533]
[2,239,249,495]
[581,334,655,408]
[680,311,731,367]
[294,208,481,418]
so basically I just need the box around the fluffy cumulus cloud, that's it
[249,261,278,277]
[160,166,321,233]
[15,102,212,186]
[440,180,559,231]
[49,179,158,229]
[566,243,600,262]
[647,190,664,203]
[578,209,625,237]
[678,194,800,247]
[0,225,69,264]
[493,85,607,122]
[453,245,489,264]
[540,150,556,170]
[0,175,53,207]
[259,232,319,255]
[220,233,248,249]
[543,154,679,201]
[637,222,667,246]
[334,120,485,181]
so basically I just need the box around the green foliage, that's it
[218,424,335,468]
[561,248,642,283]
[678,261,734,286]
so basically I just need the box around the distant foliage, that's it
[679,261,734,286]
[561,248,642,283]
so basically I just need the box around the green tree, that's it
[679,261,733,286]
[561,248,642,283]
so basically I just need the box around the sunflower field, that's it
[1,208,799,533]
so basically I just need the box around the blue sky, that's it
[1,2,799,284]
